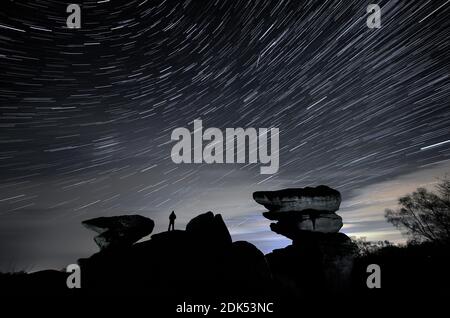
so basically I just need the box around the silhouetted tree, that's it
[385,177,450,243]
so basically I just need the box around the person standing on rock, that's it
[168,211,176,231]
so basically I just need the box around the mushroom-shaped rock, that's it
[253,186,356,294]
[82,215,154,250]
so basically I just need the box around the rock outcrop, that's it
[82,215,154,250]
[254,186,343,239]
[254,185,357,295]
[2,187,357,301]
[78,211,273,296]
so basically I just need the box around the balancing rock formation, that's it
[254,185,343,239]
[82,215,155,250]
[254,185,357,295]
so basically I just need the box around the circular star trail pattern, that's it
[0,0,449,269]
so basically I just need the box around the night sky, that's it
[0,0,449,271]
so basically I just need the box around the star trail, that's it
[0,0,449,270]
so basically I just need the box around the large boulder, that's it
[186,211,232,247]
[82,215,154,250]
[253,185,341,212]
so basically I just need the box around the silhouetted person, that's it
[168,211,176,231]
